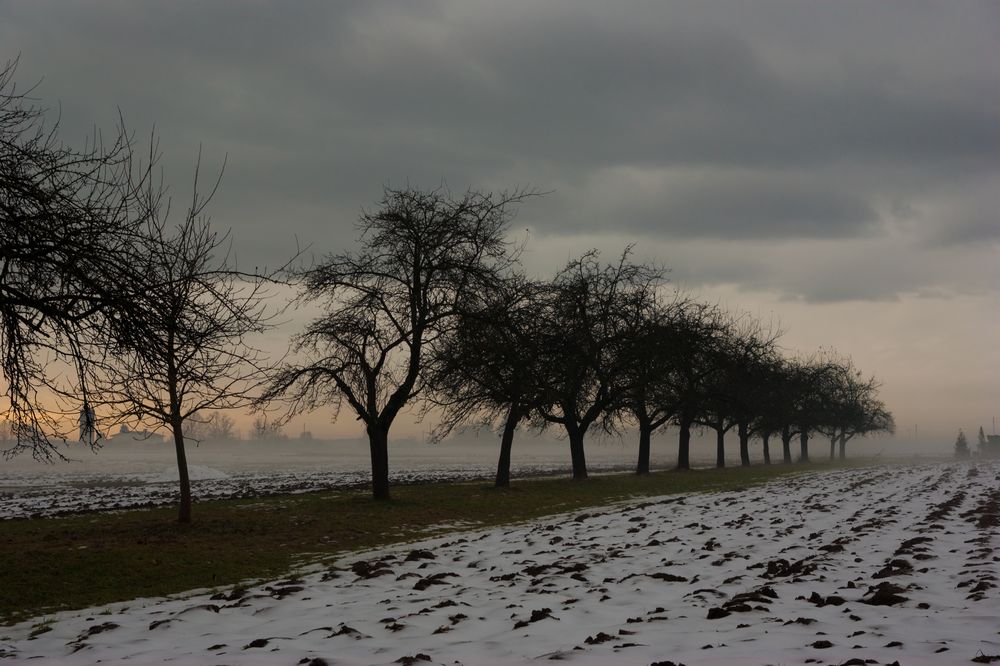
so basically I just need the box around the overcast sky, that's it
[3,1,997,444]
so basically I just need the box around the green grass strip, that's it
[0,461,852,625]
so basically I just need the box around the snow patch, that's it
[5,461,999,664]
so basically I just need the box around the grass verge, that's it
[1,461,853,625]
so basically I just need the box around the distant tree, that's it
[425,275,548,487]
[251,415,284,440]
[954,429,970,458]
[206,413,237,440]
[768,360,807,464]
[848,401,894,457]
[790,358,840,463]
[0,58,153,460]
[178,414,208,442]
[694,313,779,468]
[817,357,894,460]
[694,370,738,469]
[978,426,988,452]
[614,296,691,475]
[747,357,791,465]
[764,357,831,464]
[533,249,662,480]
[817,356,855,460]
[657,301,729,470]
[726,318,782,467]
[95,166,277,523]
[262,186,529,499]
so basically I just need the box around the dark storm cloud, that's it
[1,0,997,300]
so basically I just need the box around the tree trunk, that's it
[568,427,588,479]
[636,417,652,475]
[738,421,750,467]
[495,406,520,488]
[799,430,810,462]
[166,351,191,524]
[829,436,836,460]
[715,426,726,468]
[367,425,391,500]
[676,413,692,470]
[170,412,192,524]
[838,434,847,460]
[781,427,793,464]
[762,433,771,465]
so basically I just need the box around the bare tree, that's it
[206,413,237,440]
[706,314,782,468]
[250,414,284,440]
[262,186,529,500]
[1,58,153,459]
[695,313,769,468]
[655,301,730,470]
[817,356,894,459]
[695,364,740,470]
[748,357,790,464]
[184,411,239,442]
[425,275,548,487]
[787,357,840,463]
[764,359,805,464]
[95,165,277,523]
[612,293,696,475]
[533,249,662,480]
[178,414,208,442]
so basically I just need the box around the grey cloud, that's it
[690,237,1000,304]
[921,183,1000,246]
[521,232,1000,305]
[1,0,998,303]
[525,167,880,240]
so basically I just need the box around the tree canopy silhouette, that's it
[263,186,530,499]
[0,58,153,460]
[425,275,549,487]
[94,163,279,523]
[532,249,663,479]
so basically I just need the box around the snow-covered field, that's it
[0,434,941,521]
[0,436,697,520]
[3,461,998,665]
[0,461,639,520]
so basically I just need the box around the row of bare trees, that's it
[425,248,894,486]
[261,188,895,501]
[2,60,893,522]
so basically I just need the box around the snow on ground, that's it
[0,461,637,520]
[0,438,659,520]
[3,461,998,665]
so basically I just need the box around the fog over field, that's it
[1,428,944,483]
